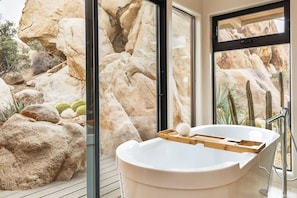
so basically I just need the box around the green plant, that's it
[55,102,71,114]
[76,105,86,116]
[279,72,284,107]
[266,91,272,130]
[0,96,25,122]
[246,80,255,126]
[27,40,43,51]
[71,99,86,112]
[0,18,27,73]
[227,90,238,125]
[216,87,232,124]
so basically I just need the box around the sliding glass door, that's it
[86,0,168,197]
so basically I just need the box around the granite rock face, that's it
[0,114,86,190]
[15,0,289,157]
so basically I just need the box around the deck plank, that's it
[60,188,87,198]
[100,181,121,197]
[0,155,121,198]
[41,181,86,198]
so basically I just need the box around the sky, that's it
[0,0,26,26]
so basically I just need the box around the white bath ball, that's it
[176,123,191,136]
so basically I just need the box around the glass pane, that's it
[218,7,284,42]
[214,43,291,169]
[172,9,194,127]
[99,0,158,156]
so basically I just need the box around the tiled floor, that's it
[269,179,297,198]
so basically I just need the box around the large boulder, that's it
[100,92,142,156]
[99,50,157,144]
[18,0,84,55]
[125,1,156,54]
[56,18,85,80]
[101,0,142,53]
[20,104,60,123]
[0,114,86,190]
[0,78,13,112]
[34,66,85,105]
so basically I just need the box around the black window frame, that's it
[212,0,290,52]
[212,0,290,123]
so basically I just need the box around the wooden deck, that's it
[2,154,295,198]
[0,155,121,198]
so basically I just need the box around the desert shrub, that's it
[32,51,63,75]
[27,40,43,51]
[71,99,86,112]
[55,102,71,114]
[76,105,86,116]
[0,97,25,122]
[0,18,29,74]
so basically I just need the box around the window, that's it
[87,0,168,196]
[213,1,289,52]
[212,0,291,169]
[172,8,195,127]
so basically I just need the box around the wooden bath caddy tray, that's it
[157,129,266,153]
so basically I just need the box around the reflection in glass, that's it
[214,43,290,169]
[218,7,284,42]
[172,8,194,127]
[98,0,158,158]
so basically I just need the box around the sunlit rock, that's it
[99,6,120,44]
[14,89,44,106]
[21,104,60,123]
[125,1,156,54]
[100,92,142,156]
[99,28,115,61]
[0,78,13,112]
[0,114,86,190]
[2,72,24,85]
[61,108,76,119]
[18,0,84,55]
[34,66,85,105]
[56,18,85,80]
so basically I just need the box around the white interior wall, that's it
[172,0,297,185]
[200,0,286,124]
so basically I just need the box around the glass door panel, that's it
[172,8,195,127]
[96,0,165,196]
[214,43,291,169]
[98,0,158,156]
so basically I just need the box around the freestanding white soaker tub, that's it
[116,125,280,198]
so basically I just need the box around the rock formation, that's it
[18,0,84,56]
[0,113,86,190]
[216,20,290,122]
[0,78,13,113]
[56,18,86,80]
[11,0,290,160]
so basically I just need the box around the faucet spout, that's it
[266,107,288,123]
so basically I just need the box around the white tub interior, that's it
[117,125,279,172]
[192,125,278,145]
[117,138,256,171]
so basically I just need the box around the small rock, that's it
[21,104,60,123]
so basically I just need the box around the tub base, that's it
[119,168,269,198]
[116,125,279,198]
